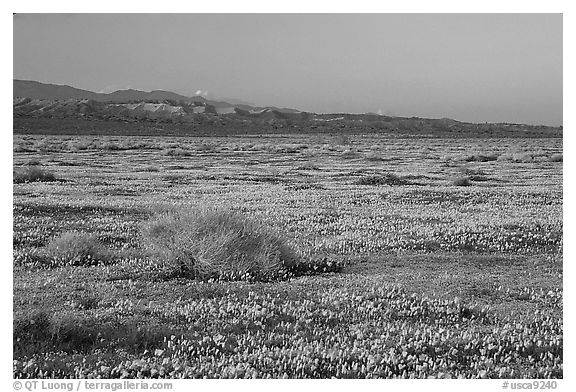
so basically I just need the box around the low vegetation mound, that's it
[141,207,299,281]
[549,154,563,162]
[13,166,57,184]
[462,153,499,162]
[45,232,106,266]
[452,176,472,187]
[355,173,415,186]
[163,148,193,157]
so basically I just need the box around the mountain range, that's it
[14,80,300,113]
[13,79,562,138]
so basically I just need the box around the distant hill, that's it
[14,80,194,103]
[13,79,303,114]
[14,80,100,101]
[102,89,192,103]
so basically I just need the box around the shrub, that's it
[69,141,92,151]
[512,153,534,163]
[13,310,52,344]
[460,168,491,182]
[296,161,321,171]
[14,310,169,357]
[102,142,122,151]
[461,168,486,176]
[13,142,35,153]
[463,154,498,162]
[141,166,160,172]
[364,152,386,161]
[468,175,490,182]
[141,207,299,281]
[334,134,350,146]
[549,154,563,162]
[164,148,193,157]
[196,143,217,152]
[37,141,67,152]
[48,313,101,351]
[45,232,106,266]
[341,149,358,159]
[355,173,412,186]
[13,166,57,183]
[274,144,300,153]
[452,176,472,186]
[285,183,326,191]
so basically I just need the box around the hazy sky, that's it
[13,13,562,125]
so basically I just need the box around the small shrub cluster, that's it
[44,232,107,267]
[497,152,540,163]
[13,166,57,184]
[511,153,534,163]
[13,141,35,153]
[462,153,499,162]
[452,176,472,187]
[333,134,351,146]
[14,310,172,357]
[340,149,358,159]
[549,154,563,162]
[195,143,218,152]
[285,183,326,191]
[296,162,321,171]
[355,173,413,186]
[141,207,299,281]
[364,152,386,161]
[460,168,491,182]
[164,148,193,157]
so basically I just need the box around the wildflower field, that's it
[12,134,563,379]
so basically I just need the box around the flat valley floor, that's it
[13,134,562,379]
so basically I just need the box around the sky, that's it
[13,13,562,125]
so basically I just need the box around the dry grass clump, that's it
[460,168,491,182]
[195,143,218,152]
[340,149,358,159]
[296,161,321,171]
[463,153,499,162]
[452,176,472,187]
[333,134,351,146]
[497,152,536,163]
[549,154,563,162]
[141,207,299,281]
[45,232,106,266]
[512,153,534,163]
[13,309,172,357]
[163,148,193,157]
[355,173,412,186]
[364,152,386,161]
[13,141,35,153]
[13,166,57,184]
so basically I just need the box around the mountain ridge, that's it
[14,79,302,114]
[13,80,562,138]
